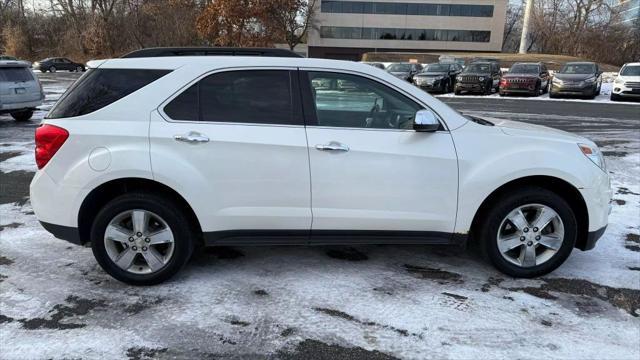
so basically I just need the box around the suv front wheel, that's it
[479,187,577,278]
[91,193,195,285]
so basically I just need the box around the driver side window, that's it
[307,71,421,130]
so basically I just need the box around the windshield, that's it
[464,64,491,73]
[387,64,411,72]
[620,65,640,76]
[425,64,449,72]
[509,64,539,74]
[559,63,595,74]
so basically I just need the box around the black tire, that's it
[535,82,542,96]
[40,69,47,73]
[610,93,621,101]
[454,89,462,95]
[477,186,577,278]
[442,81,450,93]
[484,82,492,95]
[49,66,56,73]
[91,192,196,285]
[10,110,33,121]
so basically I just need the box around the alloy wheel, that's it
[104,209,175,274]
[496,203,565,268]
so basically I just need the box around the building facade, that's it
[307,0,508,59]
[616,0,639,26]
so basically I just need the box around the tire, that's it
[610,93,621,101]
[484,82,492,95]
[10,110,33,121]
[40,69,46,73]
[535,82,542,96]
[477,186,577,278]
[49,66,56,73]
[442,81,450,93]
[74,66,82,72]
[455,89,462,95]
[91,192,196,285]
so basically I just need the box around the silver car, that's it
[0,60,44,121]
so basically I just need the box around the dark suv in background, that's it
[413,63,462,93]
[550,62,602,99]
[32,57,85,73]
[455,62,501,95]
[386,63,423,83]
[499,62,550,96]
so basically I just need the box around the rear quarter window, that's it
[0,67,34,82]
[47,68,170,119]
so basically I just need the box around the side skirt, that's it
[203,230,467,247]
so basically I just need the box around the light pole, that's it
[519,0,534,54]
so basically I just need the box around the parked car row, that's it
[364,59,639,102]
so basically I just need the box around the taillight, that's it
[500,79,508,86]
[35,124,69,169]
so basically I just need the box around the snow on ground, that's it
[0,73,639,360]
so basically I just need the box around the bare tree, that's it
[261,0,316,50]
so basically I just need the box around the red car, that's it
[499,62,550,96]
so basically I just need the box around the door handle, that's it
[315,142,349,152]
[174,132,209,144]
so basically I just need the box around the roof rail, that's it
[121,47,303,58]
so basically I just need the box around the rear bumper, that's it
[39,221,83,245]
[0,99,42,113]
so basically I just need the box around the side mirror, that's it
[414,110,440,132]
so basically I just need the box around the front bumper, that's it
[611,83,640,98]
[415,79,445,92]
[550,82,596,96]
[499,84,537,95]
[455,82,486,93]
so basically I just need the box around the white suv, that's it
[30,55,611,285]
[611,62,640,101]
[0,60,44,121]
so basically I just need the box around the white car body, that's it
[612,62,640,99]
[29,56,611,281]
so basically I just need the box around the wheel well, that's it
[77,178,203,245]
[470,176,590,250]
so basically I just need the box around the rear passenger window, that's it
[163,70,299,125]
[0,67,34,82]
[47,69,170,119]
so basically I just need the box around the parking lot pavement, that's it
[1,73,639,360]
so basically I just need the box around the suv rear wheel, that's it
[91,193,195,285]
[10,110,34,121]
[478,187,577,278]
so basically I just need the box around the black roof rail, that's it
[121,47,303,58]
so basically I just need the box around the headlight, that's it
[578,143,606,171]
[552,77,563,84]
[614,77,623,84]
[584,76,596,83]
[478,76,485,81]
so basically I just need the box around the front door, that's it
[150,69,311,241]
[300,70,459,242]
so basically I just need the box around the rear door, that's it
[300,70,458,242]
[151,68,312,241]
